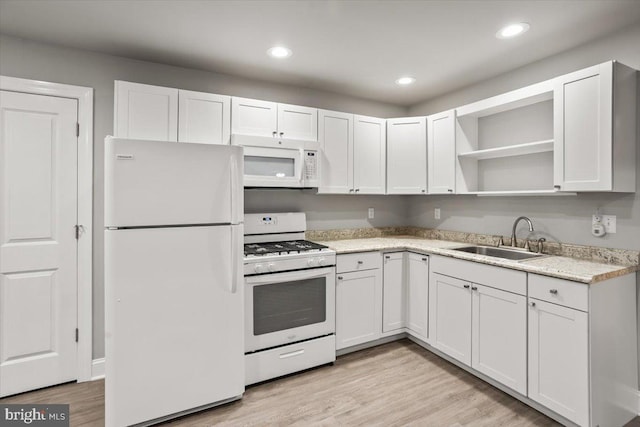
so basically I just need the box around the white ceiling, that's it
[1,0,639,106]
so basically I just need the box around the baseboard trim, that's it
[91,358,105,380]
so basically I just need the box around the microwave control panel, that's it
[304,151,318,180]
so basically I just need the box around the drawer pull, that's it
[549,289,558,295]
[463,284,470,289]
[421,258,427,261]
[358,260,364,264]
[279,349,305,359]
[384,256,390,259]
[337,276,343,280]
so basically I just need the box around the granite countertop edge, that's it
[312,236,638,285]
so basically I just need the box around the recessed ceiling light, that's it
[267,46,292,58]
[496,22,530,39]
[395,77,416,86]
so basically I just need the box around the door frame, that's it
[0,75,94,382]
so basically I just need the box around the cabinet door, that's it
[178,90,230,145]
[471,284,526,394]
[407,253,429,340]
[353,115,386,194]
[427,110,456,194]
[386,117,427,194]
[318,110,354,194]
[336,269,382,350]
[528,299,589,426]
[554,62,613,191]
[114,81,178,141]
[382,253,405,333]
[231,97,278,137]
[277,103,318,141]
[428,273,471,365]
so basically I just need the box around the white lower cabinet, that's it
[429,256,527,392]
[382,252,406,333]
[528,297,588,426]
[406,253,429,339]
[335,253,382,350]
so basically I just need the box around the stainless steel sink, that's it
[452,245,543,261]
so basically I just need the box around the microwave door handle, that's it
[297,149,304,185]
[246,267,334,285]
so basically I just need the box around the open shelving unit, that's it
[454,80,571,196]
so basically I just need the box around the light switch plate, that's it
[602,215,616,233]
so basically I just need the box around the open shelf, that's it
[458,139,554,160]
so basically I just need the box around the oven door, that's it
[243,146,303,187]
[244,267,335,353]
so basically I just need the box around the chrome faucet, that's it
[511,216,534,248]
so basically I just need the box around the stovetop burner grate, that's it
[244,240,329,257]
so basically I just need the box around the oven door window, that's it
[245,155,295,178]
[253,277,326,336]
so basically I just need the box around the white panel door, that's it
[407,253,429,339]
[528,299,589,426]
[336,269,382,350]
[0,90,78,397]
[386,117,427,194]
[114,81,178,141]
[231,97,277,137]
[429,273,471,365]
[105,225,244,427]
[382,253,406,332]
[471,284,527,394]
[554,62,613,191]
[178,90,230,145]
[318,110,353,194]
[353,115,386,194]
[277,103,318,141]
[428,110,456,194]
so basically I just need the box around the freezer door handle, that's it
[230,147,243,224]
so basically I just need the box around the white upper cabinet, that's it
[427,110,456,194]
[114,81,178,141]
[178,90,230,144]
[231,97,278,137]
[353,115,386,194]
[231,97,318,141]
[554,61,636,192]
[277,103,318,141]
[318,110,354,194]
[386,117,427,194]
[114,81,231,145]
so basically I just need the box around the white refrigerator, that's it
[104,137,244,427]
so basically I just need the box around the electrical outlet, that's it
[368,207,375,219]
[602,215,616,233]
[434,208,441,220]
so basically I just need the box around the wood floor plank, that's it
[0,339,616,426]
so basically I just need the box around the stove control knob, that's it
[317,257,325,266]
[307,258,317,267]
[268,263,276,272]
[254,264,264,274]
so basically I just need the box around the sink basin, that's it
[452,245,543,261]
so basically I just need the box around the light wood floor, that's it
[0,339,570,426]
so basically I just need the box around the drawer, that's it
[529,274,589,312]
[245,335,336,385]
[430,255,526,296]
[337,252,382,273]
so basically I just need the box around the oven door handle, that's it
[245,267,334,285]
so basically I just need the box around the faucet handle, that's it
[537,237,546,254]
[523,240,531,252]
[495,236,504,247]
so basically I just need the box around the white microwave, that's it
[231,134,319,188]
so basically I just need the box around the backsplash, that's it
[307,227,640,267]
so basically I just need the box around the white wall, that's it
[407,23,640,252]
[0,34,408,359]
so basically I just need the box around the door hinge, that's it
[76,122,80,137]
[75,328,79,342]
[75,224,84,239]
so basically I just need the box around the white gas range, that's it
[243,213,336,385]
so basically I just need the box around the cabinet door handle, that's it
[447,189,453,193]
[358,260,364,264]
[421,257,427,261]
[549,289,558,294]
[530,301,536,307]
[272,131,277,137]
[355,188,360,192]
[337,276,343,280]
[554,185,561,190]
[421,189,426,193]
[471,286,478,291]
[384,256,390,259]
[463,284,470,289]
[349,189,354,193]
[280,132,284,137]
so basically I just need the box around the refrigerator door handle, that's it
[230,225,241,294]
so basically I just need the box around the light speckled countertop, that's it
[313,236,637,284]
